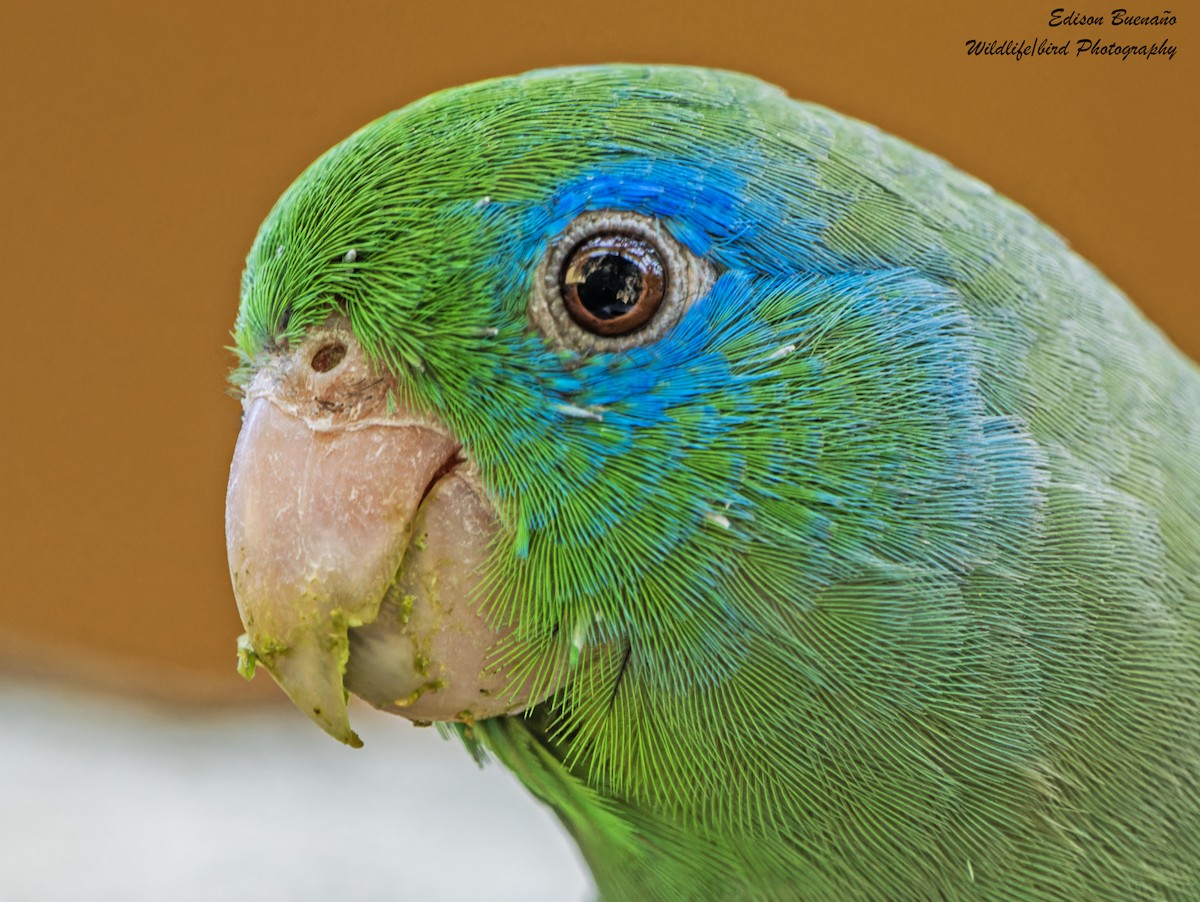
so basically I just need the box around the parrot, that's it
[224,65,1200,900]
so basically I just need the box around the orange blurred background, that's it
[0,0,1195,701]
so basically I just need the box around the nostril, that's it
[311,342,347,373]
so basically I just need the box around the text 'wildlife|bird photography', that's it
[965,8,1178,61]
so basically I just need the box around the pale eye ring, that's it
[530,210,716,354]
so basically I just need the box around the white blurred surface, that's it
[0,679,592,901]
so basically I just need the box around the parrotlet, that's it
[225,66,1200,900]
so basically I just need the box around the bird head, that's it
[227,66,1008,749]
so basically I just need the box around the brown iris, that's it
[560,233,666,336]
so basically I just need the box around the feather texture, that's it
[234,66,1200,899]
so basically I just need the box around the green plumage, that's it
[234,66,1200,899]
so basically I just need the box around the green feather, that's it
[235,66,1200,899]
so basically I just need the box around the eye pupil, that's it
[560,233,666,336]
[576,253,643,319]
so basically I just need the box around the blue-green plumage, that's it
[231,66,1200,899]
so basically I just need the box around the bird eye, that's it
[560,233,665,336]
[530,210,716,354]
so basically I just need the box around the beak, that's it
[225,323,457,746]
